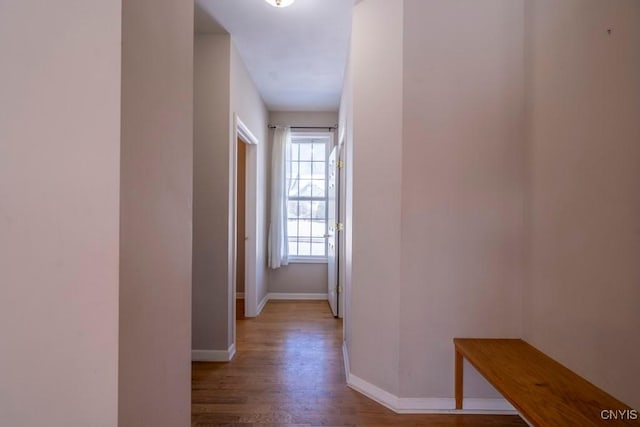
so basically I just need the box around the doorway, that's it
[236,139,247,319]
[230,114,260,352]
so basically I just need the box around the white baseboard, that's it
[267,292,328,300]
[256,293,269,316]
[252,292,328,317]
[342,342,516,415]
[236,292,245,299]
[192,343,236,362]
[342,339,350,381]
[462,398,515,412]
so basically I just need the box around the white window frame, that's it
[287,131,332,263]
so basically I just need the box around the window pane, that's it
[299,179,312,197]
[287,220,298,237]
[299,143,312,161]
[312,180,325,198]
[290,143,299,161]
[288,178,299,198]
[298,220,312,238]
[289,162,299,180]
[311,239,326,256]
[288,136,330,258]
[298,161,312,179]
[288,240,298,256]
[312,201,326,219]
[312,162,325,178]
[298,239,311,256]
[288,201,298,218]
[311,220,325,237]
[298,201,312,219]
[312,143,326,161]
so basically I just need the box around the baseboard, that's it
[192,343,236,362]
[228,343,236,360]
[267,292,328,300]
[236,292,245,299]
[250,293,328,317]
[342,340,350,382]
[395,397,514,414]
[256,293,269,316]
[462,398,515,412]
[342,342,516,415]
[347,369,399,412]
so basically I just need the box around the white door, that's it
[326,146,338,316]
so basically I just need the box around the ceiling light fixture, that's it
[265,0,295,8]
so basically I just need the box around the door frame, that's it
[327,145,339,317]
[230,114,259,351]
[337,134,346,318]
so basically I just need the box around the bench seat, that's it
[454,338,637,426]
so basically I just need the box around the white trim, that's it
[250,292,328,317]
[290,131,334,139]
[347,370,398,412]
[236,292,245,299]
[229,113,261,362]
[232,114,259,318]
[342,340,350,380]
[268,292,328,300]
[237,118,259,145]
[192,343,236,362]
[462,398,515,412]
[228,343,236,360]
[288,257,328,264]
[395,398,514,414]
[288,131,333,260]
[342,342,516,415]
[256,293,269,316]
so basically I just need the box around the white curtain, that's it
[268,127,291,269]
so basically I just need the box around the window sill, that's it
[288,257,328,264]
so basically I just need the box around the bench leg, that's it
[455,349,463,410]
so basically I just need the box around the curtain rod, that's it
[268,125,338,130]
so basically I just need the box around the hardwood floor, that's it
[192,301,526,426]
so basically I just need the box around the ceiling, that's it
[195,0,352,112]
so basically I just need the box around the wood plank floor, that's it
[192,301,527,426]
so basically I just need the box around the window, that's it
[287,133,330,260]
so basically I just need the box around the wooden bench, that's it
[454,338,638,426]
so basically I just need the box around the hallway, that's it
[191,301,526,426]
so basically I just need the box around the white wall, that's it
[118,1,194,426]
[193,34,231,350]
[0,2,121,425]
[344,0,638,411]
[347,0,404,395]
[400,0,525,398]
[524,0,640,409]
[267,111,338,296]
[342,0,526,403]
